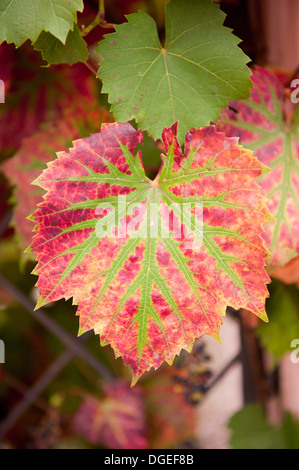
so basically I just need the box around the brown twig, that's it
[80,0,115,38]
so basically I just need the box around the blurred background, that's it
[0,0,299,449]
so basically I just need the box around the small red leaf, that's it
[270,256,299,287]
[72,382,147,449]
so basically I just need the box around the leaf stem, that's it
[81,1,115,37]
[84,58,99,76]
[99,0,105,21]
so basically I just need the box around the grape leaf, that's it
[0,44,96,157]
[229,404,299,449]
[2,103,112,255]
[217,66,299,269]
[0,0,83,47]
[34,25,88,66]
[270,256,299,287]
[72,382,147,449]
[97,0,252,143]
[30,122,271,384]
[257,279,299,362]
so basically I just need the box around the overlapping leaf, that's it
[229,404,299,449]
[97,0,252,142]
[2,103,112,254]
[34,26,88,66]
[30,122,271,383]
[72,382,147,449]
[0,44,96,157]
[0,0,83,47]
[270,256,299,287]
[217,66,299,269]
[256,279,299,362]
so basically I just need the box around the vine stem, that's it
[81,0,115,37]
[84,58,99,76]
[80,0,115,77]
[99,0,105,21]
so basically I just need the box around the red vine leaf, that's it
[72,382,147,449]
[270,256,299,288]
[0,43,97,157]
[217,66,299,269]
[30,122,271,383]
[2,103,112,255]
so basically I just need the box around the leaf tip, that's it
[24,245,32,254]
[130,373,140,387]
[31,176,41,187]
[211,332,221,344]
[34,297,45,311]
[258,310,269,323]
[162,121,183,156]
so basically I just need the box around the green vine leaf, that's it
[256,279,299,362]
[97,0,252,143]
[34,25,88,66]
[0,0,83,47]
[229,404,299,449]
